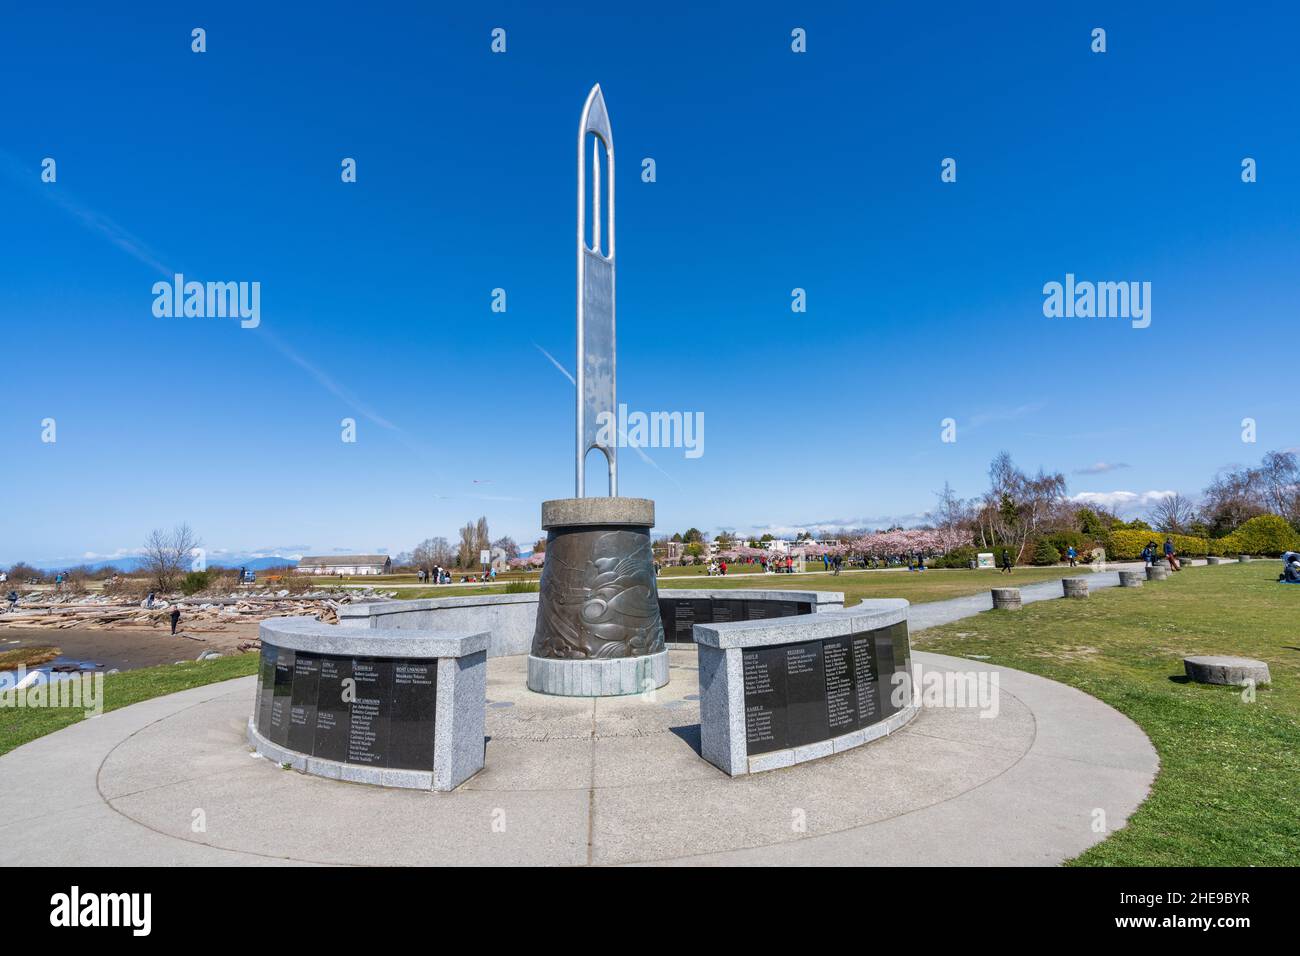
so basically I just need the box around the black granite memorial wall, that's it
[742,623,912,756]
[659,596,813,643]
[253,643,439,771]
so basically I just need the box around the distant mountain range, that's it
[34,555,301,572]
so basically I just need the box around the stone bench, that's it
[1184,655,1271,686]
[990,587,1022,610]
[694,599,915,776]
[1062,578,1089,598]
[1118,570,1144,587]
[249,616,487,791]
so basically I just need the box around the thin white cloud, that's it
[533,342,576,385]
[532,341,680,489]
[1074,461,1131,475]
[1068,490,1176,512]
[3,149,428,465]
[967,403,1045,429]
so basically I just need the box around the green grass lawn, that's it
[658,566,1081,604]
[389,566,1081,602]
[0,653,258,757]
[914,562,1300,866]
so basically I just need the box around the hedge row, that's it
[1103,516,1300,560]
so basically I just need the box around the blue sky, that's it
[2,1,1297,566]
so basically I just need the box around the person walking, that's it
[1001,550,1013,574]
[1164,537,1180,571]
[170,607,181,636]
[785,555,793,574]
[1067,545,1077,568]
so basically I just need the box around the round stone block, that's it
[991,588,1022,610]
[1183,655,1271,686]
[1062,578,1088,599]
[1238,555,1252,563]
[1118,570,1144,587]
[1146,565,1169,581]
[1206,556,1225,565]
[541,496,654,529]
[527,649,670,696]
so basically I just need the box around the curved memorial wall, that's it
[336,588,844,657]
[694,599,916,775]
[249,617,488,791]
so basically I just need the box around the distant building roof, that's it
[298,555,391,567]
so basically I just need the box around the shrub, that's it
[928,546,975,569]
[1031,539,1061,565]
[1105,530,1221,560]
[1227,515,1300,557]
[1045,530,1091,555]
[505,580,539,593]
[180,571,211,596]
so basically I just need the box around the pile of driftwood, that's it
[0,590,390,633]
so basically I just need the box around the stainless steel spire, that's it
[576,83,616,498]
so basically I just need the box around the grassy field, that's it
[383,566,1081,602]
[914,562,1300,866]
[657,566,1080,604]
[0,654,258,757]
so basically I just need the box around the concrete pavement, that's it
[0,642,1158,865]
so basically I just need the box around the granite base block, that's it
[526,649,670,697]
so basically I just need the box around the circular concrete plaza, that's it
[0,650,1157,866]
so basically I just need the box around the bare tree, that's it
[1149,493,1197,534]
[142,523,201,592]
[412,537,453,579]
[929,481,972,531]
[1258,451,1300,525]
[457,522,476,569]
[474,516,491,562]
[1200,466,1268,535]
[974,452,1066,558]
[492,536,519,561]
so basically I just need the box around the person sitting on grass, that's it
[1280,551,1300,584]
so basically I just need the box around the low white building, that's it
[296,555,392,576]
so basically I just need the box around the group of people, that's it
[760,555,796,574]
[1141,539,1182,571]
[820,554,845,575]
[705,559,729,576]
[416,567,456,584]
[1280,552,1300,584]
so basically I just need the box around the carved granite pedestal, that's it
[528,497,669,696]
